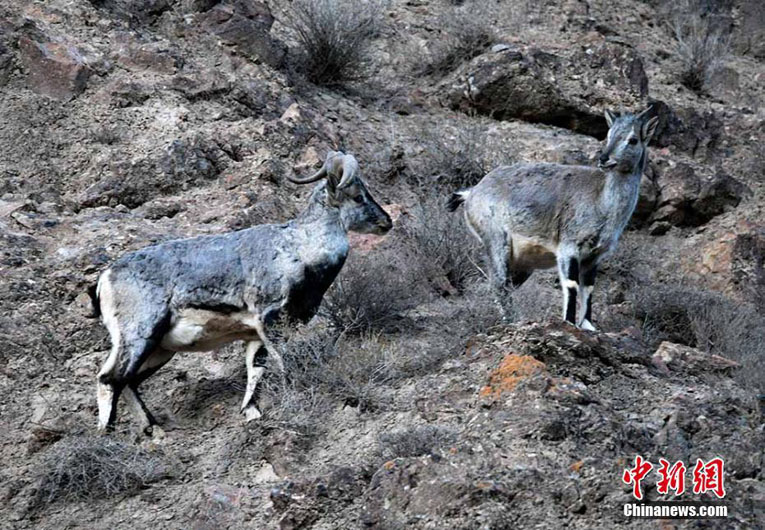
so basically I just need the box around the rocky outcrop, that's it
[268,322,763,529]
[75,136,227,209]
[648,162,751,234]
[437,42,648,138]
[649,101,724,158]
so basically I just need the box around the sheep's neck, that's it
[295,195,349,266]
[600,166,641,241]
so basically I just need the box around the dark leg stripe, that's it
[568,257,580,282]
[583,265,597,323]
[583,264,597,286]
[566,287,577,323]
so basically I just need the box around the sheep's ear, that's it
[604,109,617,127]
[641,116,659,144]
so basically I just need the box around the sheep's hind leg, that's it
[556,253,580,325]
[482,232,512,320]
[241,340,266,422]
[578,263,598,331]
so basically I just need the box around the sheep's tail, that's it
[447,189,470,212]
[86,279,102,318]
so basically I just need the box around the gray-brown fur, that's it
[94,151,392,433]
[449,108,659,329]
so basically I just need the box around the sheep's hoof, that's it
[146,425,166,440]
[579,320,597,332]
[243,406,262,422]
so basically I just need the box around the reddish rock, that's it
[18,36,91,100]
[113,34,181,74]
[653,341,740,376]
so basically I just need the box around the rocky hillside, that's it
[0,0,763,528]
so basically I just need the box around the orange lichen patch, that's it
[570,460,584,474]
[383,460,396,471]
[479,354,546,398]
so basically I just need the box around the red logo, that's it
[622,455,653,500]
[656,459,686,495]
[623,456,725,500]
[692,458,726,499]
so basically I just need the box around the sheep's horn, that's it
[286,164,327,184]
[636,105,655,120]
[337,155,359,189]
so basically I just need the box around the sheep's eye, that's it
[628,137,639,145]
[353,195,364,204]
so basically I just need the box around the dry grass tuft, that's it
[321,250,422,335]
[282,0,385,86]
[378,425,458,460]
[669,0,731,93]
[411,124,511,192]
[32,436,171,509]
[262,327,410,428]
[423,1,497,76]
[401,194,480,294]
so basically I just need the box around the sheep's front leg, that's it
[242,340,266,422]
[557,253,579,325]
[578,263,597,331]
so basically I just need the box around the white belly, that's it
[511,235,557,270]
[160,309,260,352]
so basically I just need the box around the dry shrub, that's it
[631,285,765,392]
[669,0,731,93]
[282,0,385,85]
[32,436,171,509]
[411,124,512,192]
[263,327,408,423]
[424,1,497,76]
[320,250,422,335]
[378,425,458,460]
[401,194,480,294]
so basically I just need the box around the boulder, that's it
[649,162,750,230]
[18,35,91,100]
[200,1,285,68]
[649,100,723,157]
[437,42,648,138]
